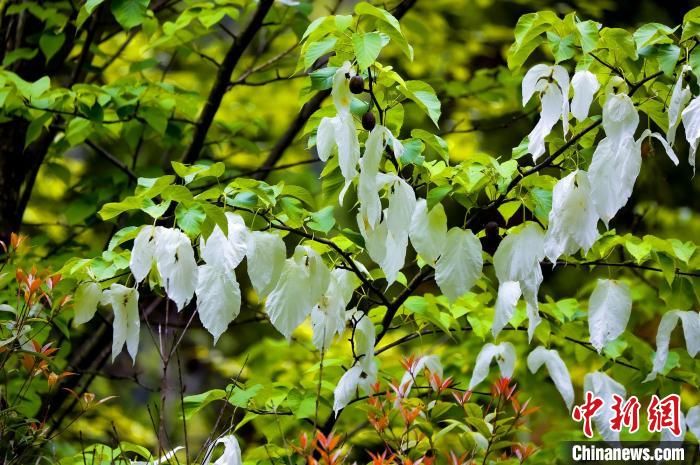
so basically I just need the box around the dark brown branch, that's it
[181,0,275,164]
[85,140,138,181]
[252,89,330,180]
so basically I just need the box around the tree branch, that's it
[181,0,275,164]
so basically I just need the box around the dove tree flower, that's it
[522,64,570,161]
[588,279,632,353]
[570,70,600,121]
[316,62,361,198]
[667,65,692,146]
[468,342,516,389]
[544,170,599,263]
[493,223,545,339]
[588,92,678,226]
[527,347,574,410]
[644,310,700,382]
[101,283,140,363]
[584,371,626,443]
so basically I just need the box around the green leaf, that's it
[576,20,600,53]
[98,196,148,220]
[411,129,448,161]
[354,2,401,32]
[352,32,386,70]
[87,0,107,13]
[111,0,149,30]
[175,202,206,237]
[633,23,676,51]
[400,80,441,127]
[309,67,337,90]
[507,12,559,70]
[400,138,425,165]
[304,36,337,69]
[25,113,52,148]
[181,389,226,420]
[600,28,638,60]
[655,44,681,77]
[547,31,575,63]
[39,31,65,62]
[2,48,38,66]
[307,206,335,233]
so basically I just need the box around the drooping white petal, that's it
[468,342,516,389]
[207,435,242,465]
[526,301,541,342]
[522,64,551,106]
[73,282,101,327]
[264,246,329,339]
[358,126,387,228]
[493,223,545,331]
[378,174,417,241]
[352,311,376,368]
[544,170,599,263]
[435,227,483,302]
[644,310,700,382]
[492,281,522,338]
[527,83,564,161]
[130,225,157,283]
[335,113,361,190]
[588,279,632,352]
[409,198,447,265]
[686,406,700,439]
[667,66,692,146]
[332,61,354,114]
[584,371,625,443]
[196,265,241,344]
[602,93,639,139]
[223,212,249,268]
[199,213,247,271]
[380,224,408,284]
[311,269,358,351]
[333,364,363,415]
[571,70,600,121]
[246,231,286,298]
[588,135,640,226]
[357,212,388,268]
[332,360,377,415]
[551,65,570,135]
[317,117,336,161]
[681,96,700,171]
[527,346,574,411]
[155,228,198,311]
[101,284,140,363]
[639,129,679,165]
